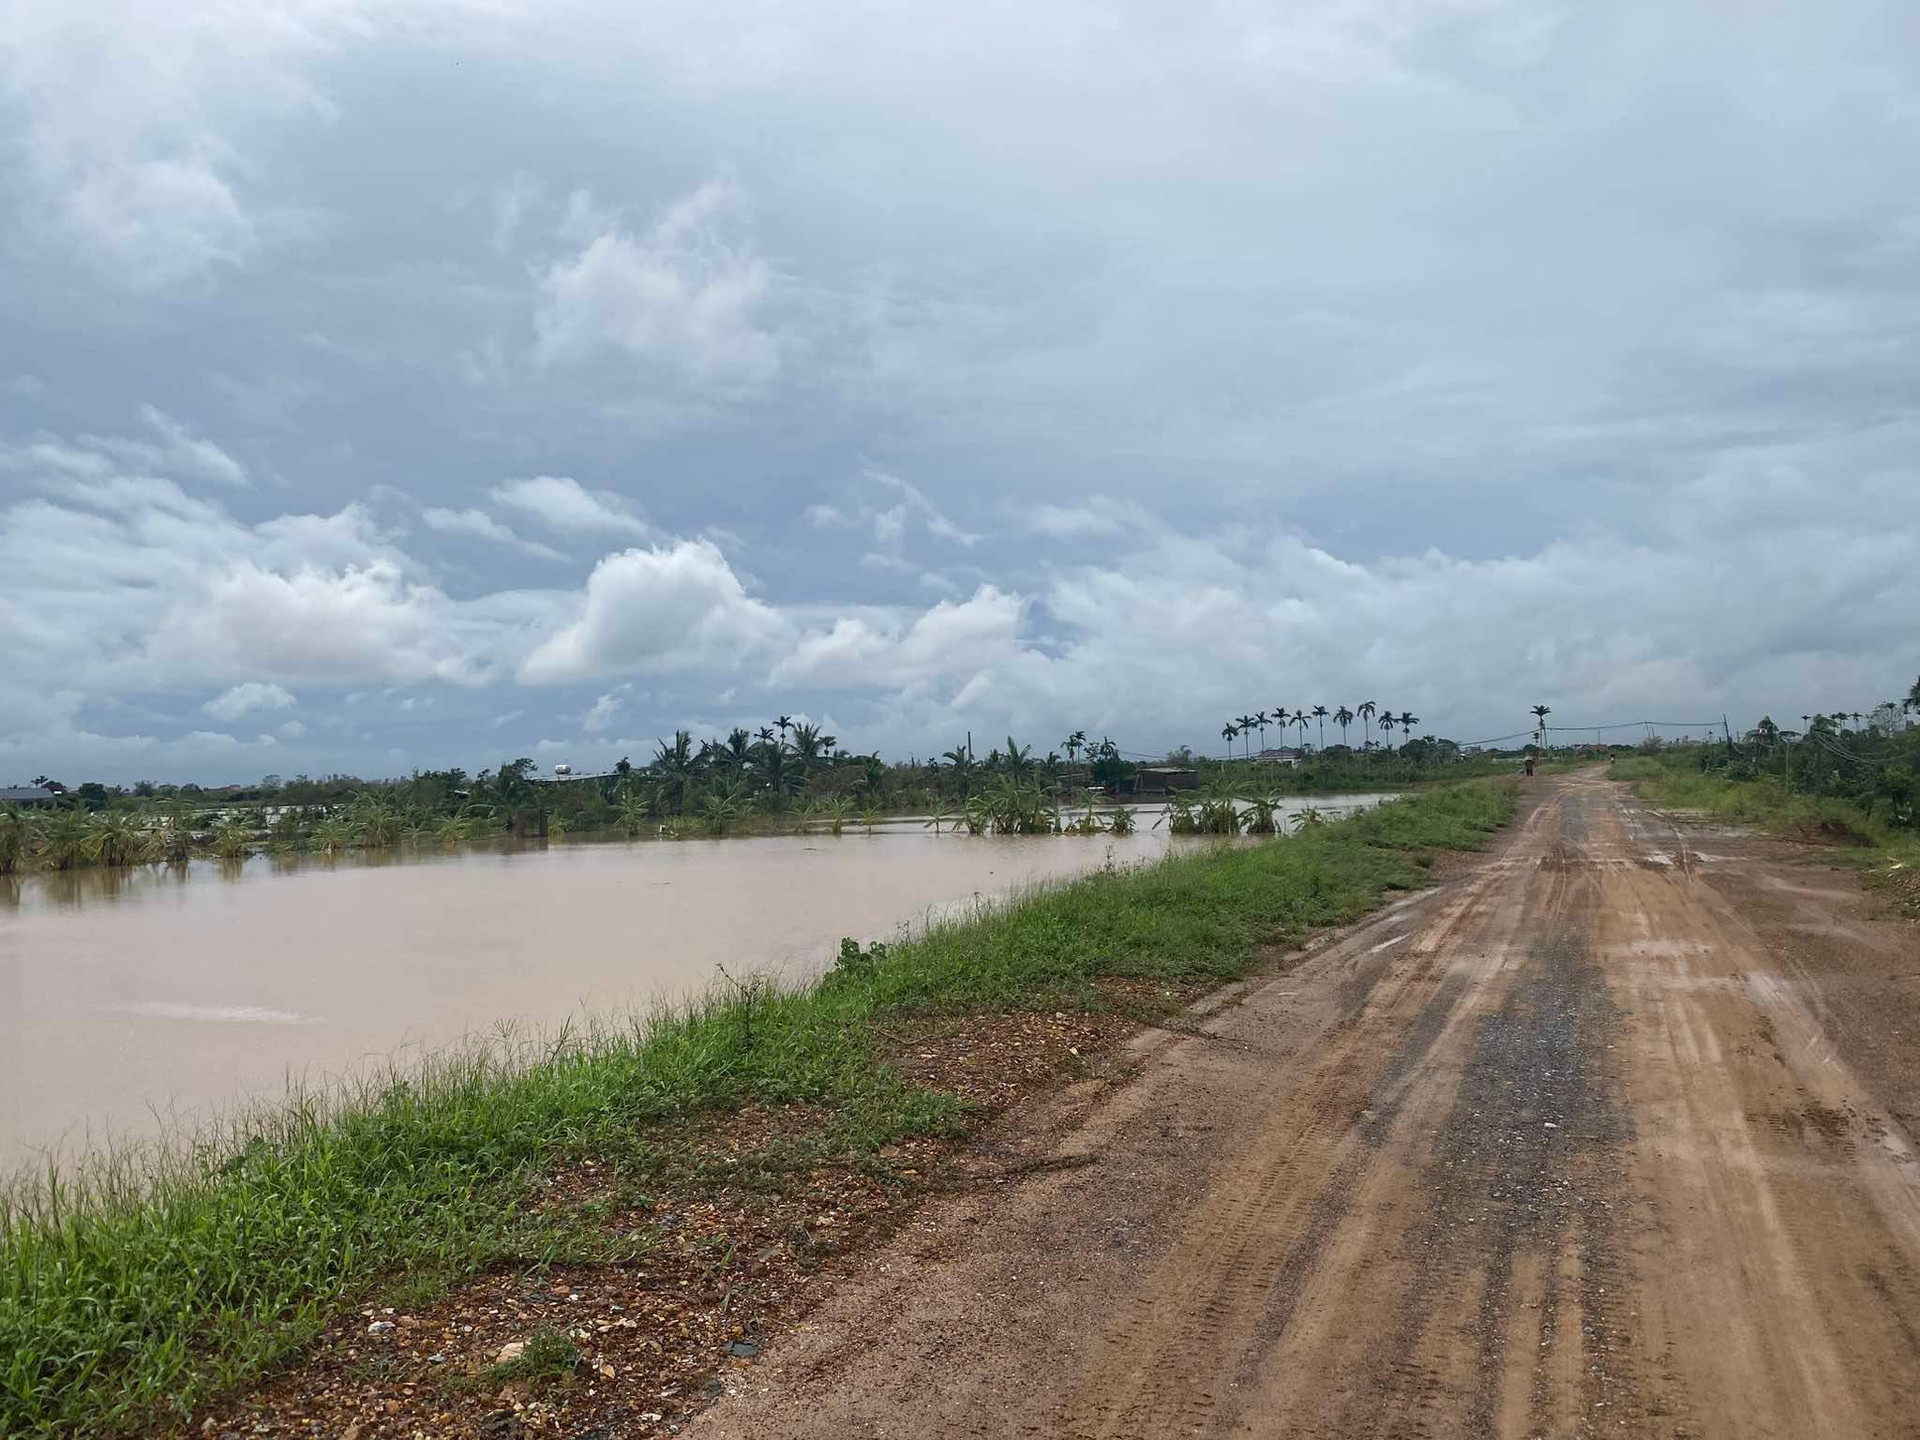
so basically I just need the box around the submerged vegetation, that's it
[0,781,1515,1437]
[2,715,1516,875]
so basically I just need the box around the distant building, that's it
[1130,766,1200,795]
[1256,747,1306,767]
[0,785,60,806]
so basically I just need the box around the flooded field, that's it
[0,796,1394,1170]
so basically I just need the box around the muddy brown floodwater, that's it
[0,797,1394,1172]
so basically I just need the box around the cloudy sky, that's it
[3,0,1917,783]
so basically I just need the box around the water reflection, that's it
[0,794,1397,1166]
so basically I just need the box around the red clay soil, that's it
[691,773,1920,1440]
[185,776,1920,1439]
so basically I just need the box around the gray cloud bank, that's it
[1,0,1916,780]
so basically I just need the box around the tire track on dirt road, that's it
[691,775,1920,1440]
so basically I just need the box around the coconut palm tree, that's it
[1530,704,1551,743]
[1293,712,1310,748]
[752,742,800,808]
[652,730,698,814]
[1222,722,1237,757]
[1358,701,1377,749]
[1003,737,1035,778]
[1312,705,1328,750]
[1335,706,1354,748]
[788,722,832,774]
[1399,712,1417,742]
[1254,711,1270,752]
[721,727,754,774]
[1378,712,1396,748]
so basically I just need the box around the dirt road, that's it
[692,773,1920,1439]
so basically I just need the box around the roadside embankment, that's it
[0,780,1515,1439]
[1610,754,1919,914]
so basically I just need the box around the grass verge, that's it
[0,780,1515,1438]
[1610,755,1920,914]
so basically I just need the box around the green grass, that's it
[0,780,1514,1438]
[1608,755,1891,846]
[1610,754,1920,912]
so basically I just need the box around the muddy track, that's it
[692,775,1920,1439]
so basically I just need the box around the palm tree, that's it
[757,726,777,747]
[788,721,830,774]
[1378,712,1396,748]
[1530,704,1551,744]
[1293,712,1310,747]
[1312,705,1328,751]
[722,727,754,774]
[1062,730,1086,770]
[1222,723,1237,757]
[775,714,793,742]
[753,743,800,807]
[652,729,698,814]
[942,744,978,797]
[1003,737,1035,778]
[1399,712,1418,744]
[1254,711,1270,751]
[1335,706,1354,748]
[1358,701,1377,750]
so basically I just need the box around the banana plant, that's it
[34,808,91,870]
[211,820,253,859]
[1238,792,1282,834]
[0,805,28,874]
[83,810,148,868]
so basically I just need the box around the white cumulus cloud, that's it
[421,506,567,561]
[531,178,777,388]
[203,681,295,722]
[490,476,649,537]
[519,540,786,683]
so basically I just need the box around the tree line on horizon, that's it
[0,699,1523,873]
